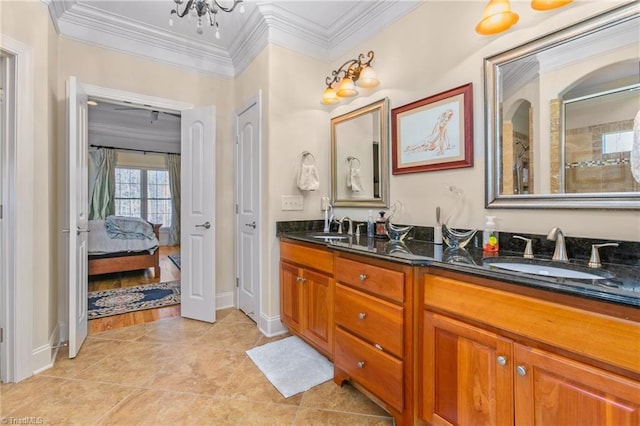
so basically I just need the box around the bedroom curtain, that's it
[89,147,116,220]
[167,153,181,246]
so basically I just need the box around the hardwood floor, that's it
[88,245,181,334]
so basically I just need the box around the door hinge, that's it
[236,277,239,288]
[235,204,238,214]
[0,327,3,343]
[0,204,3,219]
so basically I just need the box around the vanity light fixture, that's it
[476,0,573,35]
[169,0,244,38]
[531,0,574,11]
[321,51,380,105]
[476,0,519,35]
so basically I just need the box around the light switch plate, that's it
[281,195,304,211]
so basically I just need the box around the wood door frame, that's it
[234,92,264,331]
[60,83,192,345]
[0,35,34,383]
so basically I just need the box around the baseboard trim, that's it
[258,312,287,337]
[32,323,60,375]
[217,291,234,310]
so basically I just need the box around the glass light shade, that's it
[475,0,519,35]
[321,87,339,105]
[531,0,573,10]
[357,67,379,88]
[336,78,358,97]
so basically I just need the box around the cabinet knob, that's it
[496,355,507,366]
[358,312,366,320]
[357,361,365,369]
[516,365,527,376]
[296,276,306,283]
[359,274,367,281]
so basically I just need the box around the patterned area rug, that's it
[88,281,181,319]
[169,253,181,270]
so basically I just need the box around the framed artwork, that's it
[391,83,473,174]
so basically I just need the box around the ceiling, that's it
[87,100,182,153]
[46,0,421,77]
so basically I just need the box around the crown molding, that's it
[46,0,421,77]
[54,2,236,76]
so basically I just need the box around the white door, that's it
[181,106,216,323]
[67,76,89,358]
[236,97,261,322]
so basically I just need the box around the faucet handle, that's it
[588,243,619,268]
[513,235,533,258]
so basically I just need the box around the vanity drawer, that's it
[335,257,404,302]
[280,240,333,274]
[335,283,403,358]
[334,327,403,413]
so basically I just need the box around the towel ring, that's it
[301,151,316,165]
[347,156,361,168]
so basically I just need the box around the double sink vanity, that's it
[278,226,640,425]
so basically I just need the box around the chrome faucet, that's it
[338,216,353,236]
[547,227,568,262]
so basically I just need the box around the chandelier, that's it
[321,51,380,105]
[169,0,245,38]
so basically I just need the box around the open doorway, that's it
[85,99,183,333]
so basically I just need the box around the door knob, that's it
[77,226,90,235]
[245,221,256,229]
[196,221,211,229]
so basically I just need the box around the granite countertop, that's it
[281,231,640,308]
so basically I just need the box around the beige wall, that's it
[1,0,58,357]
[319,1,639,238]
[56,38,238,302]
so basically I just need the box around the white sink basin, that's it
[485,259,612,280]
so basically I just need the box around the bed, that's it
[88,217,161,277]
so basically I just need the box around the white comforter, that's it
[88,220,159,255]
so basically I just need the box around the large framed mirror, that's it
[484,2,640,209]
[331,98,390,207]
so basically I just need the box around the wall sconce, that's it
[476,0,573,35]
[321,51,380,105]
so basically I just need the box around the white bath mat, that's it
[246,335,333,398]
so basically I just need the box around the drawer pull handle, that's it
[374,344,383,351]
[496,355,507,366]
[296,276,306,283]
[358,312,366,320]
[516,365,527,376]
[359,274,367,281]
[357,361,365,369]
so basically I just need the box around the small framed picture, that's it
[392,83,473,174]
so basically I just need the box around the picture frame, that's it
[391,83,473,174]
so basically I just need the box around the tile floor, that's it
[1,308,394,425]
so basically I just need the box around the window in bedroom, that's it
[115,167,172,227]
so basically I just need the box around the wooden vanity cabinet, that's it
[280,240,334,358]
[420,270,640,426]
[333,254,417,425]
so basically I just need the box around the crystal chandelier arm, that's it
[171,0,195,18]
[214,0,243,13]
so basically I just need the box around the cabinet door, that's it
[422,312,514,426]
[514,344,640,426]
[280,261,302,333]
[302,269,333,355]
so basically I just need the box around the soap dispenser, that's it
[375,211,388,239]
[483,216,499,253]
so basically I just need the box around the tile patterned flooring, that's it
[1,308,394,425]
